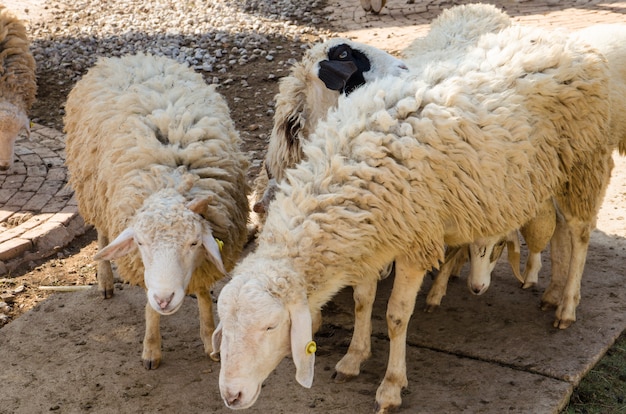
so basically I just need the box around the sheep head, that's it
[315,38,408,95]
[467,231,520,295]
[212,260,314,409]
[0,104,30,171]
[93,190,225,315]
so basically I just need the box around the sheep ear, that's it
[202,232,226,275]
[210,321,222,361]
[505,231,524,284]
[318,59,357,91]
[187,197,211,215]
[288,297,315,388]
[94,227,136,260]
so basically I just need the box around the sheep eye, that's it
[339,50,348,59]
[266,325,277,331]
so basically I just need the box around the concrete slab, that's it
[0,284,572,414]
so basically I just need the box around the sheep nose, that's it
[153,292,175,310]
[224,390,242,407]
[470,284,485,295]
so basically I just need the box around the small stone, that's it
[0,293,16,304]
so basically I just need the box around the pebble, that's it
[26,0,335,83]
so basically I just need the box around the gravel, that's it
[26,0,335,83]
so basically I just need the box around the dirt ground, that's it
[1,1,626,413]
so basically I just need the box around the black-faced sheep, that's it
[64,53,249,369]
[0,5,37,171]
[250,38,408,226]
[212,25,613,413]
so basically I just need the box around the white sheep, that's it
[251,38,408,224]
[435,23,626,308]
[212,24,613,412]
[0,5,37,171]
[64,53,250,369]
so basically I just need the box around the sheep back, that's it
[64,53,249,289]
[402,3,511,69]
[573,24,626,155]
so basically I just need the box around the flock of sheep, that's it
[3,3,626,413]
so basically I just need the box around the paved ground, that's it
[1,1,626,413]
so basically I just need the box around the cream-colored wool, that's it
[0,5,37,171]
[573,24,626,154]
[402,3,511,64]
[64,53,249,369]
[214,25,613,413]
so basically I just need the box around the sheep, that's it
[0,5,37,171]
[251,38,408,225]
[212,24,613,412]
[425,197,557,311]
[433,23,626,309]
[64,53,250,370]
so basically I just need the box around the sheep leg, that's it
[375,255,425,414]
[520,198,556,288]
[333,278,377,382]
[425,245,466,312]
[521,252,542,289]
[197,288,218,361]
[552,219,592,329]
[142,303,162,369]
[541,211,569,311]
[96,231,114,298]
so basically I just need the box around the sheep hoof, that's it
[540,300,555,311]
[553,317,574,330]
[521,281,536,289]
[209,351,220,362]
[332,370,355,384]
[370,0,386,14]
[102,288,114,299]
[424,304,439,313]
[374,401,397,414]
[142,358,161,370]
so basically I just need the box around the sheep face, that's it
[0,106,30,171]
[213,269,314,409]
[94,192,225,315]
[316,39,408,95]
[467,232,519,295]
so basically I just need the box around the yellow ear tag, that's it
[214,238,224,252]
[305,340,317,355]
